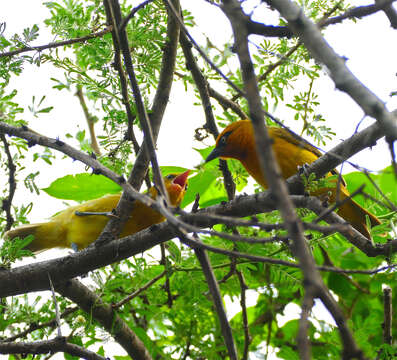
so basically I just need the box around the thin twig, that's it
[0,27,112,58]
[55,279,152,359]
[47,273,62,338]
[0,133,17,231]
[106,0,167,200]
[237,270,251,360]
[313,185,365,224]
[160,244,173,308]
[164,0,244,96]
[112,270,167,308]
[76,84,101,156]
[297,292,314,360]
[119,0,155,30]
[190,234,238,360]
[179,30,236,200]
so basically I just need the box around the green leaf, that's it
[158,166,189,177]
[42,173,121,201]
[181,168,218,208]
[344,166,397,216]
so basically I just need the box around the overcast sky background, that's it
[2,0,397,358]
[2,0,396,222]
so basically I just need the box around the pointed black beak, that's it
[205,146,223,163]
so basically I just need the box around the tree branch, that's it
[221,1,367,358]
[179,29,236,200]
[264,0,397,152]
[55,279,152,360]
[0,27,112,58]
[0,134,17,231]
[0,337,108,360]
[193,237,238,360]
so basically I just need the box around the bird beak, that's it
[173,170,190,189]
[205,147,222,163]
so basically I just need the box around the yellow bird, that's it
[206,120,380,239]
[5,171,190,252]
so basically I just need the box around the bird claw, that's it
[298,163,311,177]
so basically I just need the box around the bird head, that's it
[162,170,190,206]
[205,120,253,163]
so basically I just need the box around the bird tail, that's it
[336,196,381,239]
[4,221,64,252]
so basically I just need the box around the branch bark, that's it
[55,279,152,360]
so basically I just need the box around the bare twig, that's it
[208,86,248,119]
[383,287,392,345]
[106,0,167,199]
[119,0,155,30]
[47,274,62,338]
[265,0,397,148]
[0,134,17,231]
[112,270,167,308]
[0,27,112,58]
[221,1,366,358]
[160,243,173,308]
[164,0,244,96]
[191,234,238,360]
[76,85,101,156]
[2,307,78,343]
[55,279,153,360]
[246,1,397,37]
[237,270,251,360]
[179,30,236,200]
[313,185,366,224]
[0,200,396,299]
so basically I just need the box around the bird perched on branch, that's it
[205,120,380,239]
[5,171,190,252]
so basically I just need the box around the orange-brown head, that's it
[205,120,254,163]
[149,170,190,207]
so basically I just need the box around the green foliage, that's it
[0,235,34,266]
[344,166,397,216]
[0,0,395,359]
[42,173,122,200]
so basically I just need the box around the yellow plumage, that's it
[206,120,380,239]
[5,171,189,252]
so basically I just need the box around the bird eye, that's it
[219,131,231,146]
[166,174,176,180]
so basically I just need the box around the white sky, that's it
[2,0,396,224]
[1,0,397,358]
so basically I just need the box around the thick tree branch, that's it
[375,0,397,28]
[0,194,396,299]
[0,337,108,360]
[1,307,77,342]
[221,1,367,358]
[246,1,397,37]
[55,279,152,360]
[163,0,244,96]
[98,0,180,243]
[179,30,236,200]
[193,240,238,360]
[382,287,392,345]
[265,0,397,151]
